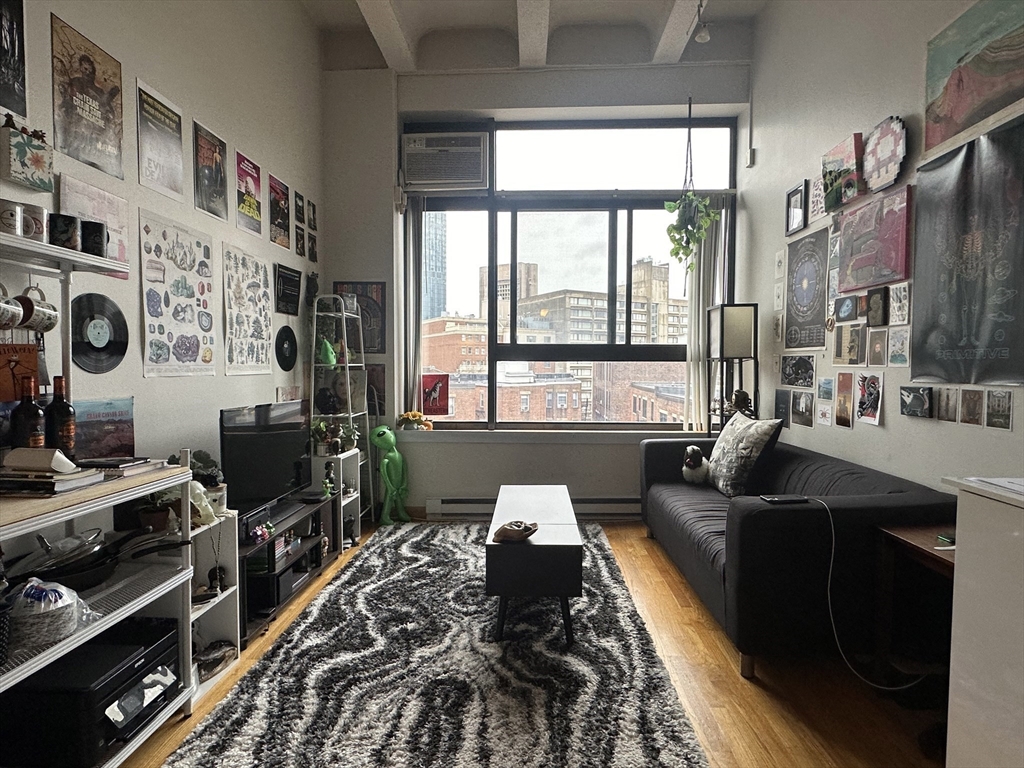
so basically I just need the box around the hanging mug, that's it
[15,286,59,333]
[0,282,24,330]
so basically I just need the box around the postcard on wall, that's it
[422,373,450,417]
[887,327,910,367]
[817,377,834,402]
[773,282,784,312]
[772,312,783,343]
[193,121,228,221]
[785,227,828,349]
[926,0,1024,152]
[837,186,911,293]
[294,190,305,224]
[60,174,130,279]
[808,176,827,222]
[308,231,318,262]
[833,324,866,366]
[235,150,261,236]
[51,14,123,178]
[269,174,290,249]
[139,209,216,378]
[73,397,134,459]
[936,387,959,422]
[307,200,317,232]
[855,371,882,426]
[791,390,814,428]
[0,0,26,119]
[774,389,791,429]
[867,328,888,367]
[888,281,910,325]
[900,387,933,418]
[817,402,833,426]
[959,388,984,426]
[774,249,785,280]
[224,242,272,374]
[333,281,386,354]
[136,80,183,201]
[985,389,1013,430]
[835,372,854,429]
[295,225,306,257]
[781,354,814,388]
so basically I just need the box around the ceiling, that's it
[299,0,766,72]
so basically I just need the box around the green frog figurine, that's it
[369,425,410,526]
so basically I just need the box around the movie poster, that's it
[224,243,272,375]
[334,281,386,353]
[193,121,227,221]
[136,80,183,201]
[51,15,123,178]
[235,150,261,236]
[140,209,216,378]
[0,0,26,119]
[785,227,828,350]
[269,174,290,249]
[60,174,130,279]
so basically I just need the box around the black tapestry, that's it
[912,120,1023,386]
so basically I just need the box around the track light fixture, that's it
[694,0,711,43]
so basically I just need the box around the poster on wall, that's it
[422,373,449,417]
[837,186,911,292]
[294,191,305,224]
[235,150,261,236]
[835,372,854,429]
[60,174,129,279]
[224,242,272,374]
[139,209,216,377]
[274,263,300,315]
[193,121,227,221]
[366,362,385,416]
[911,121,1023,386]
[73,397,134,459]
[822,134,865,212]
[308,231,317,262]
[855,371,883,426]
[136,80,183,201]
[51,15,123,178]
[0,0,26,119]
[269,174,290,249]
[785,227,828,350]
[333,281,386,354]
[0,343,37,402]
[925,0,1024,153]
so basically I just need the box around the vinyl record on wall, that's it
[275,325,297,371]
[71,293,129,373]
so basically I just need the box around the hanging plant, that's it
[665,97,720,270]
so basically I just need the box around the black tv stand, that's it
[237,493,340,649]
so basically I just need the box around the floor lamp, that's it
[706,303,759,435]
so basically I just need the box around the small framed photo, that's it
[342,293,358,313]
[785,181,807,236]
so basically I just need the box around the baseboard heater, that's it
[426,497,640,522]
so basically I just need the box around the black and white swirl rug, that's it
[164,523,709,768]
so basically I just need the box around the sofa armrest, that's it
[723,491,957,656]
[640,438,718,520]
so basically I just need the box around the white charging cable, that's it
[809,497,928,691]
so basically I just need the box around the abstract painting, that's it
[837,186,911,292]
[822,134,866,212]
[926,0,1024,152]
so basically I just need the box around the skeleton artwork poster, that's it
[421,373,449,417]
[51,15,122,178]
[912,121,1023,385]
[224,243,273,375]
[139,210,215,377]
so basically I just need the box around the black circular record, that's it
[275,325,297,371]
[71,293,129,374]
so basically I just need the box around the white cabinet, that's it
[943,477,1024,768]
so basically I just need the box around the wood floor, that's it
[124,521,943,768]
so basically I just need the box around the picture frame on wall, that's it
[785,181,807,236]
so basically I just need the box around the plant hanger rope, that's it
[665,96,720,269]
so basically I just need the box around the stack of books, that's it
[77,456,167,479]
[0,465,106,494]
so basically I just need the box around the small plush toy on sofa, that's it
[681,445,709,484]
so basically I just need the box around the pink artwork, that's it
[837,185,911,293]
[822,134,866,212]
[422,373,449,417]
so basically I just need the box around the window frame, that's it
[412,117,737,430]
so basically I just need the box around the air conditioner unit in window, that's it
[401,132,489,192]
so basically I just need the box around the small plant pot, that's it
[139,507,172,532]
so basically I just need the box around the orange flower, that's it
[28,152,46,171]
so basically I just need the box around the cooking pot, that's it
[4,528,103,580]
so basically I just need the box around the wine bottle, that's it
[11,376,45,448]
[44,375,76,460]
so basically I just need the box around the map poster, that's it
[194,121,228,221]
[137,80,183,201]
[73,397,134,459]
[785,227,828,350]
[236,150,261,236]
[224,243,272,375]
[51,15,123,178]
[139,209,216,377]
[912,121,1023,386]
[60,174,130,279]
[269,174,290,249]
[0,0,26,119]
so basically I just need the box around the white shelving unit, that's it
[312,447,362,548]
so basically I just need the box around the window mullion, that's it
[487,208,498,429]
[607,209,616,346]
[625,209,633,346]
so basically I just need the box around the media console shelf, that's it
[237,493,340,649]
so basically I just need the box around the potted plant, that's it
[167,449,223,488]
[397,411,432,430]
[665,191,720,268]
[340,423,360,451]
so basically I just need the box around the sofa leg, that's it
[645,526,655,539]
[740,653,756,679]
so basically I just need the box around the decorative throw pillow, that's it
[708,413,783,497]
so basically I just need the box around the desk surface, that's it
[878,523,955,572]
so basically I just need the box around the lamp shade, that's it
[708,304,757,359]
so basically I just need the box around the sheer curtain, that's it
[403,197,424,414]
[685,193,732,432]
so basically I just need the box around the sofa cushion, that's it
[708,414,783,497]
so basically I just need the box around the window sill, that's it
[394,429,704,445]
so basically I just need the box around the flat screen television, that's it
[219,400,312,516]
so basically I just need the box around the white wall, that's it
[737,0,1023,488]
[1,1,322,461]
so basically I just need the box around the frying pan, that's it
[49,540,192,592]
[5,528,103,579]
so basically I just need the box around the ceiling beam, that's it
[652,0,701,64]
[355,0,416,72]
[517,0,550,69]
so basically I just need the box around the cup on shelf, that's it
[0,199,23,236]
[0,282,24,330]
[80,221,108,257]
[14,285,59,333]
[48,213,81,250]
[21,204,49,242]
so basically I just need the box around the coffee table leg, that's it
[560,596,574,646]
[496,596,508,641]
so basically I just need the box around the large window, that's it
[415,120,734,428]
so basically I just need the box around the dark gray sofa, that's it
[640,438,957,677]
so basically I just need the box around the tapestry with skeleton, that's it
[911,120,1023,386]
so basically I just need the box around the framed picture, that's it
[785,181,807,236]
[900,386,933,418]
[333,281,386,354]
